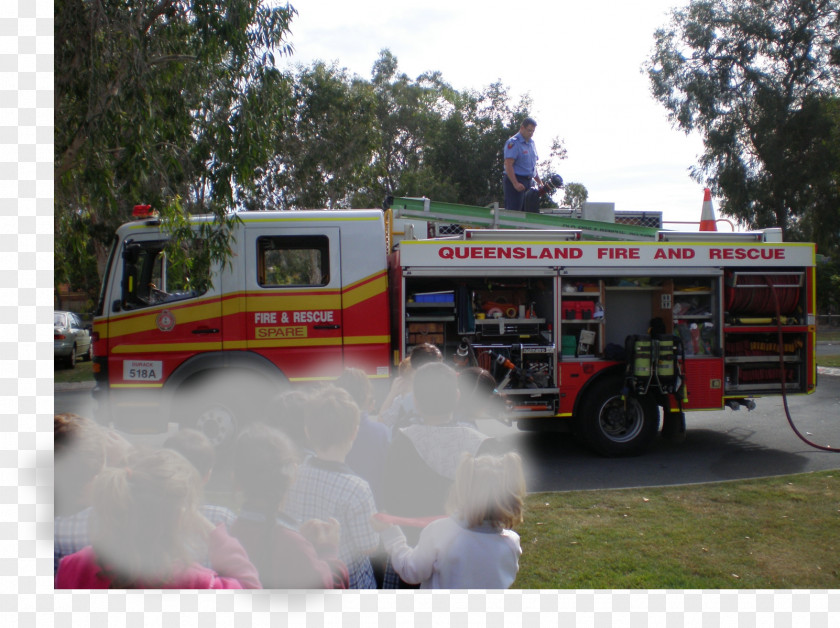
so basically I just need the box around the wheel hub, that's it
[600,399,643,442]
[194,404,237,448]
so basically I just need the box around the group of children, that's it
[54,345,527,590]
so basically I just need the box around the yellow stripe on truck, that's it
[110,383,165,389]
[106,300,222,337]
[112,342,227,353]
[228,293,341,313]
[223,335,390,350]
[343,335,390,346]
[342,273,387,308]
[100,272,384,340]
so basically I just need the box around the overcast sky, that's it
[279,0,712,228]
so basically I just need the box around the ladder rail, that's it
[391,196,661,242]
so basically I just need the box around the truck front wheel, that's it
[172,370,278,450]
[576,375,659,457]
[191,398,239,450]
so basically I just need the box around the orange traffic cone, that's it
[699,188,717,231]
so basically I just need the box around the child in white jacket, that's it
[374,451,526,589]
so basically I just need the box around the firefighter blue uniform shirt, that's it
[504,133,538,177]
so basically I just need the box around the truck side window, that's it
[120,240,209,310]
[257,236,329,287]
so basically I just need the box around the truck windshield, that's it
[120,239,210,310]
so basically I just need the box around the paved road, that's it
[479,370,840,492]
[55,368,840,493]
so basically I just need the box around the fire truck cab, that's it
[92,210,391,444]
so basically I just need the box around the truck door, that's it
[106,234,223,394]
[244,228,344,382]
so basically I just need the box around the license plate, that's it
[123,360,163,381]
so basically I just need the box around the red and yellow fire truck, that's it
[91,198,817,455]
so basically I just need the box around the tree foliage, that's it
[346,51,568,210]
[563,182,589,210]
[55,0,297,285]
[645,0,840,254]
[243,61,380,211]
[56,5,571,304]
[816,258,840,315]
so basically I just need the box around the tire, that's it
[67,345,77,369]
[190,397,240,450]
[174,370,277,450]
[575,374,659,457]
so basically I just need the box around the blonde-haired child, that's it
[374,451,526,589]
[55,448,260,589]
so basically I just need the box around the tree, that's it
[358,51,569,209]
[816,257,840,317]
[645,0,840,252]
[244,61,379,210]
[55,0,297,295]
[563,182,589,210]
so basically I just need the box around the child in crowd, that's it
[55,448,260,589]
[374,451,526,589]
[334,367,390,507]
[382,362,504,536]
[230,423,349,589]
[164,429,236,530]
[284,386,380,588]
[54,413,106,518]
[380,361,506,588]
[262,388,315,458]
[454,366,506,427]
[379,343,443,427]
[54,413,134,573]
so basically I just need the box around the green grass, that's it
[514,471,840,589]
[820,355,840,368]
[818,330,840,343]
[53,359,95,384]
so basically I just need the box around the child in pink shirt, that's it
[56,448,259,589]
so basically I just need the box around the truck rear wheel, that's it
[576,375,659,457]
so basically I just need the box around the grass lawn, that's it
[514,471,840,589]
[818,330,840,343]
[821,355,840,368]
[53,359,94,384]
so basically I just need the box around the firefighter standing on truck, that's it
[503,117,542,211]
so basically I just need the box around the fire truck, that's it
[91,197,817,456]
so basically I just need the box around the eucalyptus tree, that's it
[244,61,379,211]
[645,0,840,252]
[563,182,589,210]
[55,0,297,292]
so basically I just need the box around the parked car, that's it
[54,311,92,368]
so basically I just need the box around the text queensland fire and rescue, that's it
[437,245,786,261]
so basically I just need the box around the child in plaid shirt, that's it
[230,423,348,589]
[285,386,379,588]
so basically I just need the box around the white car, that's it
[54,311,92,368]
